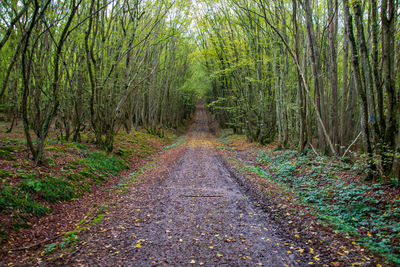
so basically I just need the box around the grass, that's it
[249,149,400,264]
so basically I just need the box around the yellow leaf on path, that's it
[209,246,214,249]
[308,262,313,265]
[217,253,224,257]
[136,243,141,248]
[115,251,119,255]
[190,260,196,264]
[367,232,372,237]
[309,248,314,254]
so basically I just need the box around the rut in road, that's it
[65,105,301,266]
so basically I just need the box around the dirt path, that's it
[62,106,301,266]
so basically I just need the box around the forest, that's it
[1,0,399,179]
[199,0,399,181]
[0,0,399,265]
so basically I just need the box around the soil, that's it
[51,105,306,266]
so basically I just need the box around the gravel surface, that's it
[62,106,301,266]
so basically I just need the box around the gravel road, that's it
[63,105,300,266]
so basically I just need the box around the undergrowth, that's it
[0,127,168,242]
[163,136,185,150]
[248,150,400,263]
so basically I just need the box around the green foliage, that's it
[0,169,11,179]
[180,60,210,99]
[85,152,128,175]
[43,243,57,255]
[92,213,106,224]
[0,146,16,161]
[251,150,400,262]
[20,175,76,202]
[0,185,51,216]
[163,136,185,150]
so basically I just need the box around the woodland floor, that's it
[1,105,398,266]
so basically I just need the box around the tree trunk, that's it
[343,0,376,179]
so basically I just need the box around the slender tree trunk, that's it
[340,20,350,151]
[303,0,325,153]
[329,0,339,148]
[381,0,398,176]
[343,0,376,178]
